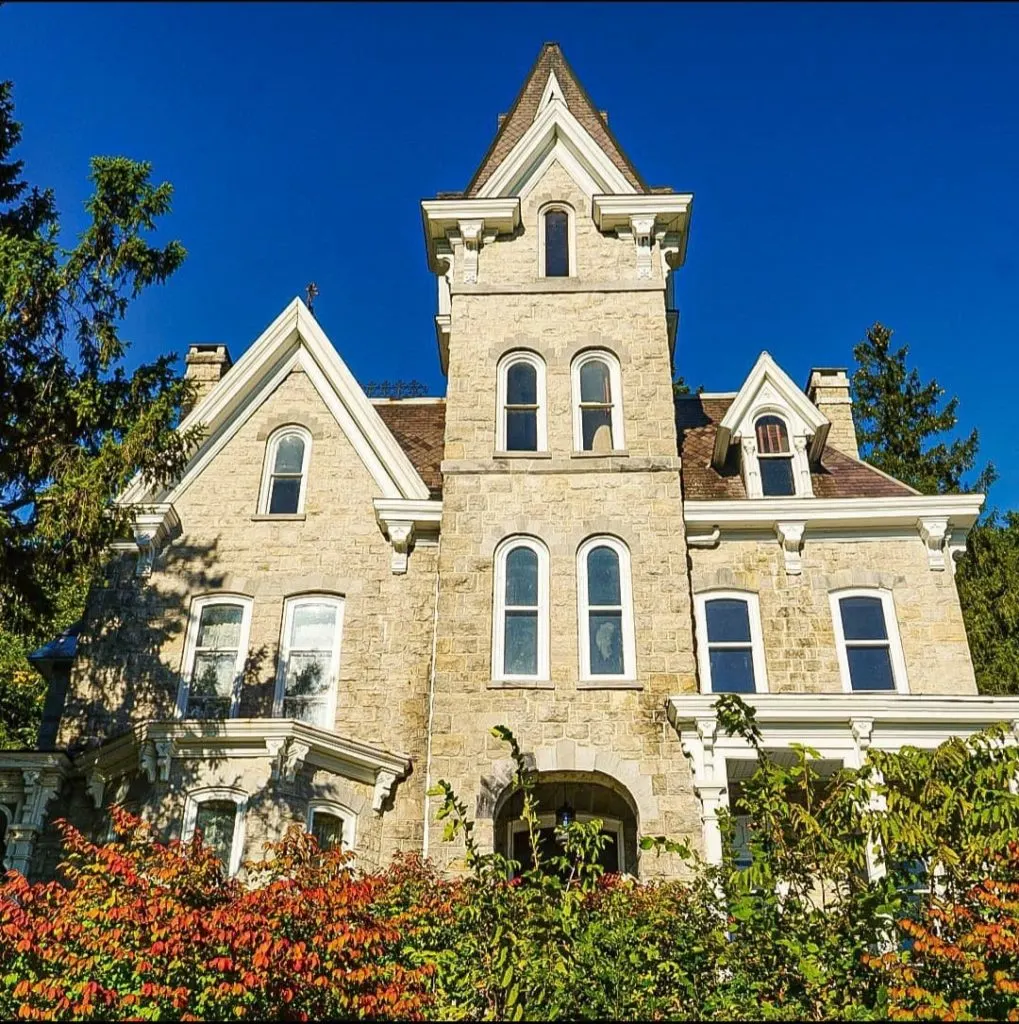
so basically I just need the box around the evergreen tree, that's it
[851,322,996,495]
[0,80,198,744]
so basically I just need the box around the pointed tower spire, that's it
[465,42,650,197]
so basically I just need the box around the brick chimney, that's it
[184,343,232,412]
[806,367,858,458]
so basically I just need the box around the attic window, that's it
[754,416,795,497]
[542,208,570,277]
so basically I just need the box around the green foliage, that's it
[955,510,1019,694]
[851,322,996,496]
[0,80,197,744]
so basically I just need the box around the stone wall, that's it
[689,536,977,695]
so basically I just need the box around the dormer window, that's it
[755,416,796,497]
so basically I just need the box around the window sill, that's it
[576,679,642,690]
[492,450,553,459]
[488,679,555,690]
[250,513,307,522]
[570,449,629,459]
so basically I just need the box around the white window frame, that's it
[537,202,576,279]
[829,588,909,694]
[694,591,769,695]
[577,536,636,683]
[508,812,626,873]
[753,414,798,497]
[257,425,312,515]
[306,799,357,854]
[492,536,550,683]
[571,350,625,453]
[274,594,345,727]
[182,787,247,877]
[176,594,253,719]
[741,407,813,499]
[495,351,548,453]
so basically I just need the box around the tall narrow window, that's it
[259,426,311,515]
[695,593,767,694]
[572,353,624,453]
[578,537,635,681]
[492,538,549,682]
[755,416,796,496]
[831,590,907,693]
[497,353,546,452]
[183,789,246,876]
[276,596,344,726]
[544,209,569,277]
[178,596,252,719]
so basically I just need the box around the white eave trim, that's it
[684,494,985,531]
[591,193,693,232]
[421,197,521,242]
[373,497,444,575]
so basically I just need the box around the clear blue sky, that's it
[2,2,1016,508]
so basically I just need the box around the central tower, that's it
[421,44,700,874]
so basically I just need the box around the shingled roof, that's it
[464,42,649,197]
[675,395,917,500]
[373,399,446,497]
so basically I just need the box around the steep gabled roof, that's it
[465,43,649,197]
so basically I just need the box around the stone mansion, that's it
[4,44,1017,880]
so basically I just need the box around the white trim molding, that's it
[257,424,312,516]
[491,536,551,685]
[0,754,70,875]
[496,351,548,453]
[591,194,694,278]
[182,786,248,877]
[307,799,357,853]
[577,536,637,685]
[373,497,443,574]
[108,503,182,576]
[274,594,345,728]
[176,594,254,720]
[684,493,985,574]
[694,591,769,695]
[571,350,625,454]
[667,692,1019,864]
[829,588,909,695]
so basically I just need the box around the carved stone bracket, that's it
[458,219,484,284]
[918,516,949,571]
[372,769,400,814]
[775,520,806,575]
[86,769,107,810]
[629,215,656,280]
[20,768,61,828]
[140,738,174,783]
[386,521,414,575]
[112,504,182,577]
[741,436,762,498]
[268,737,310,783]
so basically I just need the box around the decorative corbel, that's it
[372,769,400,814]
[850,718,874,758]
[775,520,806,575]
[458,219,484,284]
[271,737,310,784]
[741,436,762,499]
[918,517,950,571]
[385,520,415,575]
[793,435,812,495]
[86,769,107,810]
[629,215,656,280]
[20,768,60,828]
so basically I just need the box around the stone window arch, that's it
[577,536,636,682]
[258,425,312,515]
[492,536,550,683]
[182,786,247,876]
[572,350,625,453]
[496,351,547,453]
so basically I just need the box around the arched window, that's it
[577,537,635,681]
[177,595,253,719]
[275,594,345,726]
[830,589,908,693]
[496,352,547,452]
[259,426,312,515]
[543,208,570,277]
[694,592,768,694]
[572,352,624,453]
[307,800,356,853]
[182,788,247,876]
[492,537,550,682]
[754,415,795,496]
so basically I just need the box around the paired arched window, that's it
[497,352,547,452]
[572,352,624,453]
[275,594,345,727]
[259,426,312,515]
[754,415,795,496]
[177,595,253,719]
[542,207,571,277]
[492,537,550,682]
[577,537,635,681]
[694,592,768,694]
[830,589,908,693]
[182,788,247,876]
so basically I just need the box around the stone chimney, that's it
[184,343,232,412]
[806,367,858,458]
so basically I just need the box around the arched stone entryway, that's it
[493,770,640,876]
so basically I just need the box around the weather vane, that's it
[304,282,319,314]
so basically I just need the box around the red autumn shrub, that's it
[0,807,438,1021]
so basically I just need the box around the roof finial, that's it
[304,281,319,315]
